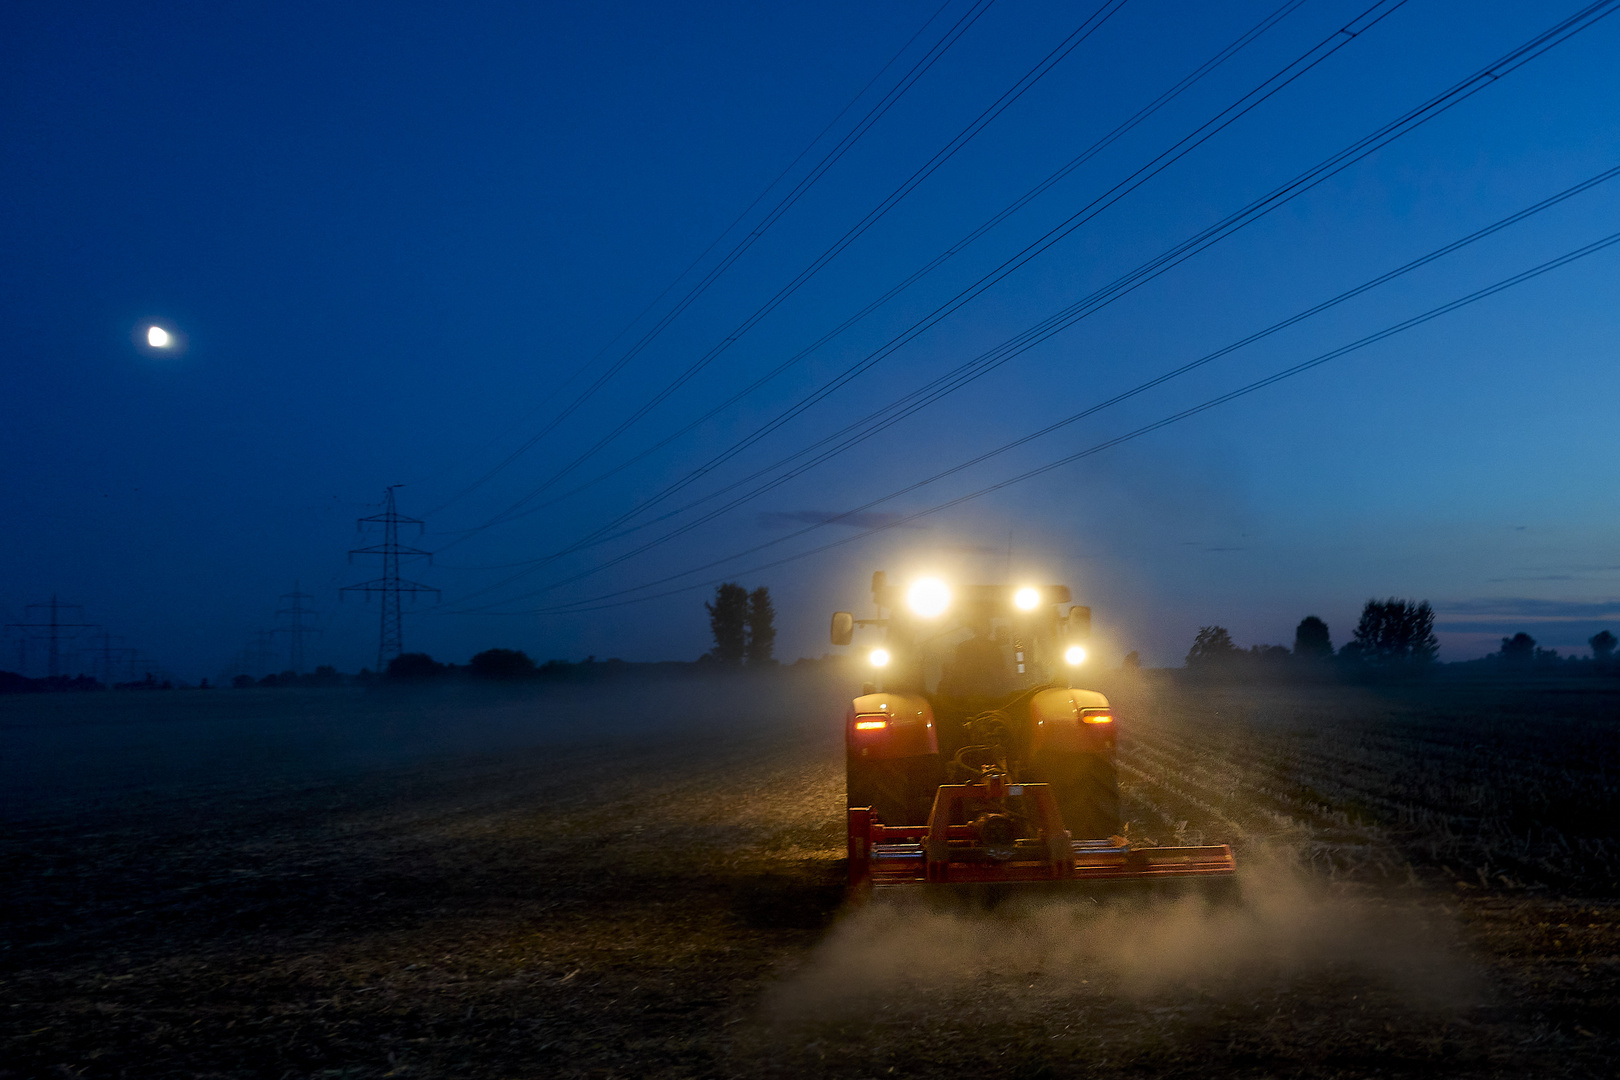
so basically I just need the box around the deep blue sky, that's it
[4,0,1619,678]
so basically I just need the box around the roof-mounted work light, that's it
[906,578,951,618]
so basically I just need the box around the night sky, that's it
[4,0,1619,679]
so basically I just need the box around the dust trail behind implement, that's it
[770,849,1478,1024]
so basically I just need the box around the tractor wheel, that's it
[1039,752,1121,840]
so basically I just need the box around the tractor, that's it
[832,571,1234,889]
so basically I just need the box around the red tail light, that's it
[854,718,888,731]
[1081,710,1113,725]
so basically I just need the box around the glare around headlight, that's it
[869,648,891,667]
[1013,587,1040,611]
[906,577,951,618]
[1064,645,1087,665]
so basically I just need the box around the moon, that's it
[147,325,172,348]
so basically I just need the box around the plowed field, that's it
[2,670,1617,1078]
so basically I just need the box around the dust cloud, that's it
[768,847,1479,1020]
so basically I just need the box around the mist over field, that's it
[0,669,843,821]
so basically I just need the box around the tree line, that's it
[1185,597,1618,680]
[257,584,780,687]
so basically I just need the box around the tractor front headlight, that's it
[906,577,951,618]
[869,648,891,668]
[1064,645,1087,666]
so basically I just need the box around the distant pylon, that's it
[275,582,320,674]
[84,631,129,686]
[4,596,98,678]
[249,630,277,677]
[343,486,438,672]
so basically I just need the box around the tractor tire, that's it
[847,752,942,826]
[1036,752,1121,840]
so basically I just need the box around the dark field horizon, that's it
[3,670,1617,1078]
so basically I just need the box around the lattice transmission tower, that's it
[343,486,438,672]
[275,582,320,674]
[83,631,132,686]
[4,596,98,677]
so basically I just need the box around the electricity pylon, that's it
[343,486,438,672]
[83,631,130,686]
[249,630,278,677]
[4,596,98,677]
[275,582,320,674]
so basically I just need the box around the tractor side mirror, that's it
[830,611,855,646]
[1067,605,1092,639]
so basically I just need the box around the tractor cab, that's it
[832,571,1091,702]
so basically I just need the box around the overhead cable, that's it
[424,0,998,521]
[455,0,1131,538]
[447,0,1409,567]
[523,226,1620,614]
[438,164,1620,609]
[449,0,1315,543]
[530,161,1620,587]
[457,0,1615,592]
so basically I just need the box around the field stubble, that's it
[1,670,1617,1077]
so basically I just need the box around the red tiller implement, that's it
[847,790,1236,889]
[832,572,1237,891]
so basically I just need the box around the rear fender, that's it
[847,692,938,760]
[1030,687,1116,755]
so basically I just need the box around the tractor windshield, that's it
[873,582,1077,702]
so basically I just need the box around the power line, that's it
[440,0,1616,610]
[547,159,1620,573]
[456,0,1133,532]
[343,487,439,671]
[444,165,1620,611]
[425,0,997,518]
[439,0,1406,577]
[420,0,960,517]
[442,0,1313,546]
[524,225,1620,615]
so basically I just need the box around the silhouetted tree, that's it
[745,587,776,666]
[1591,630,1617,664]
[1186,626,1237,670]
[304,664,342,687]
[1293,616,1333,659]
[706,583,749,664]
[1499,632,1536,670]
[1248,644,1291,666]
[1347,598,1438,668]
[469,648,537,680]
[1121,650,1141,670]
[386,652,444,680]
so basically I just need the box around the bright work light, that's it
[1013,587,1040,611]
[869,648,891,668]
[906,577,951,618]
[1065,645,1087,665]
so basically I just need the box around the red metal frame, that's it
[848,775,1236,888]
